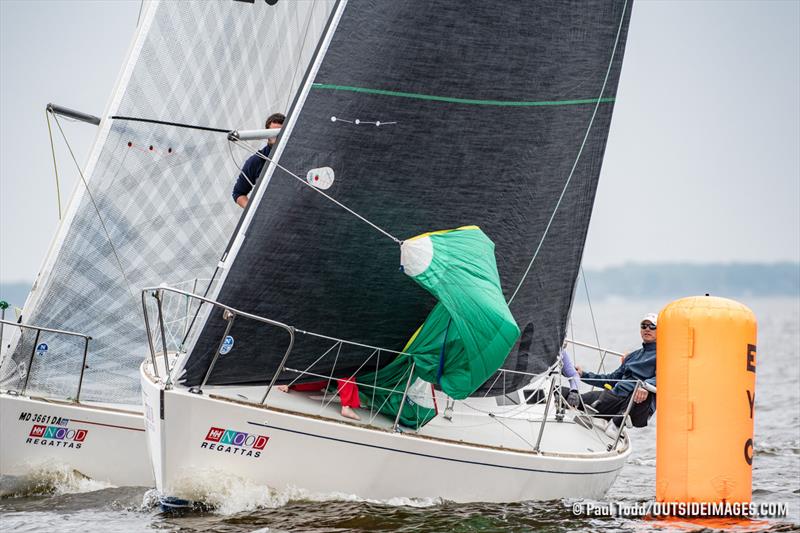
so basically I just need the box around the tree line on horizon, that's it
[579,262,799,300]
[1,262,798,310]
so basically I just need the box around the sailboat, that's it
[0,0,334,488]
[142,0,635,504]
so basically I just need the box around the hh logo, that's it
[30,425,46,438]
[206,427,225,442]
[204,426,268,450]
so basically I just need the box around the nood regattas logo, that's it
[27,424,88,449]
[201,427,269,458]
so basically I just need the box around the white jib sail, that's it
[0,0,335,404]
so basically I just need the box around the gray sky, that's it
[1,0,798,284]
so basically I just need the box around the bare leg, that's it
[277,385,289,393]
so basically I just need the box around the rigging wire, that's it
[135,0,144,27]
[285,0,319,112]
[565,316,594,414]
[506,0,629,306]
[226,141,254,188]
[45,110,63,221]
[580,266,607,373]
[51,113,138,303]
[486,412,537,450]
[230,139,401,244]
[568,315,576,370]
[580,266,602,349]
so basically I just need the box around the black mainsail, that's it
[178,0,633,393]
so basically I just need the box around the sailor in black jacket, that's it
[232,112,285,208]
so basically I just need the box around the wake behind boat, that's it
[142,0,635,505]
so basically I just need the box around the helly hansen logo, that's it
[204,427,268,449]
[29,424,87,441]
[205,427,225,442]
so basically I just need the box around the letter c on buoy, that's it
[744,438,753,466]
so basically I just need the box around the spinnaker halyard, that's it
[145,0,635,503]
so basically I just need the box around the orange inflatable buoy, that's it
[656,296,757,504]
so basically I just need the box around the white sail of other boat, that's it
[0,0,334,487]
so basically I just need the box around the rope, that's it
[282,367,415,398]
[368,364,413,426]
[480,370,504,398]
[231,139,401,243]
[486,412,537,450]
[111,115,230,133]
[45,110,63,220]
[507,0,629,305]
[321,347,380,412]
[51,114,137,303]
[284,340,341,390]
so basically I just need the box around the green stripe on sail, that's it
[312,83,615,107]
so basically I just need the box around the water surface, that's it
[1,297,798,532]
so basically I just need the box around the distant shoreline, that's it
[578,262,799,301]
[1,262,798,310]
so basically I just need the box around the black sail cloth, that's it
[180,0,633,393]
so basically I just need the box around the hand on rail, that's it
[632,388,648,403]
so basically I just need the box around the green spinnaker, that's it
[357,226,520,429]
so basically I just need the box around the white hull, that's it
[0,391,152,487]
[142,362,630,503]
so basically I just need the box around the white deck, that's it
[198,380,624,458]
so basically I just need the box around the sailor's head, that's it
[265,112,285,145]
[640,313,657,343]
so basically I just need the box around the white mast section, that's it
[227,128,282,142]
